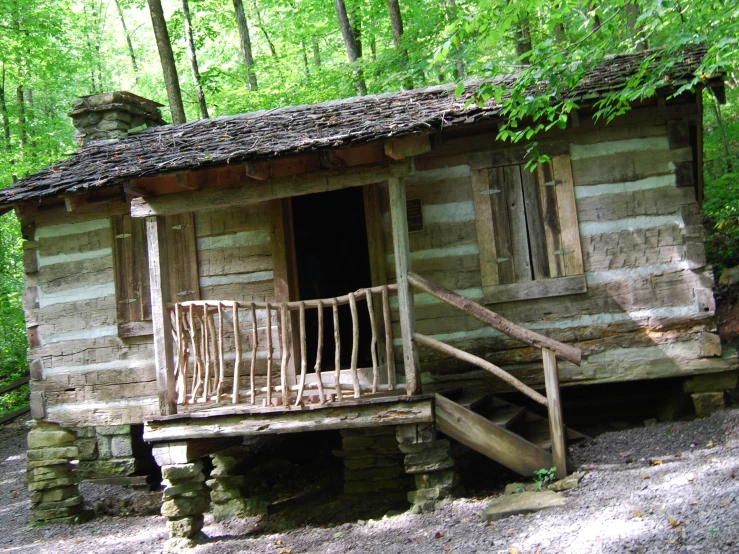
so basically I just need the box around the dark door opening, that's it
[292,187,373,370]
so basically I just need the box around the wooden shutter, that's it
[164,213,200,302]
[112,212,200,337]
[472,153,585,304]
[112,215,152,337]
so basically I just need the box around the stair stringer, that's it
[434,393,553,477]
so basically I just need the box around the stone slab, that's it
[482,491,565,521]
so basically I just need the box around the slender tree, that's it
[147,0,187,124]
[446,0,465,79]
[15,85,25,155]
[252,0,278,59]
[625,2,646,52]
[114,0,139,75]
[232,0,258,91]
[333,0,366,95]
[182,0,209,119]
[387,0,413,89]
[0,64,10,153]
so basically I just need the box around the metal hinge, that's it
[494,257,510,263]
[480,189,502,195]
[119,298,138,304]
[544,180,562,187]
[114,233,132,239]
[171,224,190,230]
[553,248,574,256]
[177,290,197,296]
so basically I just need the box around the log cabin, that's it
[3,46,737,533]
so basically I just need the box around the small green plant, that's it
[533,467,557,490]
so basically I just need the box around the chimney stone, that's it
[69,91,166,146]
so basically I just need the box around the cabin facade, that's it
[4,49,736,536]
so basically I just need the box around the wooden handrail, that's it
[408,272,582,365]
[414,333,547,406]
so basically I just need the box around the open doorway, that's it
[292,186,374,370]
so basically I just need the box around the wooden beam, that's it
[64,193,89,212]
[542,348,567,479]
[435,393,552,477]
[384,134,432,160]
[245,161,272,181]
[143,398,433,442]
[146,216,177,416]
[269,199,299,389]
[130,160,413,218]
[123,182,151,198]
[389,176,421,395]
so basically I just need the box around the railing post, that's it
[542,347,566,478]
[146,216,177,416]
[388,176,421,395]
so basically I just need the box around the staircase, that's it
[435,389,587,477]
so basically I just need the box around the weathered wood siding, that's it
[380,101,737,390]
[22,206,159,426]
[23,201,278,425]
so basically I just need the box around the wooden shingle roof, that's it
[0,45,713,207]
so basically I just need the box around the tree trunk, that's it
[182,0,209,119]
[625,3,646,51]
[300,40,310,80]
[387,0,413,89]
[711,99,734,172]
[232,0,258,91]
[0,64,10,154]
[514,20,532,59]
[252,0,278,59]
[114,0,139,74]
[333,0,367,95]
[312,38,321,67]
[16,85,25,155]
[588,1,601,32]
[147,0,187,124]
[445,0,465,79]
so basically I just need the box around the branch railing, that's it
[408,272,581,478]
[168,284,399,408]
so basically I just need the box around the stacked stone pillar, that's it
[208,446,265,521]
[397,423,458,514]
[161,461,210,551]
[335,427,411,495]
[26,421,93,525]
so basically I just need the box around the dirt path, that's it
[2,409,738,553]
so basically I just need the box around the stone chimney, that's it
[69,91,166,146]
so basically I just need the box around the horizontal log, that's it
[131,160,413,218]
[0,376,30,395]
[408,272,582,365]
[415,333,547,405]
[143,397,433,442]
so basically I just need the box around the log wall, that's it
[22,201,277,425]
[379,100,738,390]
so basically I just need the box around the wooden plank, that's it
[570,147,692,186]
[363,184,388,287]
[143,398,434,442]
[130,160,413,218]
[165,213,200,302]
[269,199,299,389]
[435,393,553,477]
[151,437,242,465]
[521,166,549,280]
[146,216,177,416]
[542,348,567,479]
[488,167,515,284]
[111,215,151,328]
[483,275,587,304]
[551,155,584,276]
[408,272,583,365]
[0,376,30,394]
[388,176,421,395]
[537,161,564,278]
[501,165,531,282]
[0,405,31,425]
[471,168,499,287]
[384,134,432,160]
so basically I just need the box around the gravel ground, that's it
[2,409,738,554]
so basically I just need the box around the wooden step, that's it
[434,393,552,477]
[487,405,527,430]
[455,390,494,411]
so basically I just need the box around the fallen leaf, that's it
[461,517,471,523]
[278,550,292,554]
[686,475,695,482]
[689,500,700,506]
[415,537,423,543]
[434,532,445,539]
[720,502,729,508]
[333,532,344,539]
[443,546,453,552]
[668,519,679,528]
[708,528,719,534]
[619,451,633,457]
[649,459,663,466]
[275,540,284,546]
[707,440,715,447]
[640,475,650,480]
[509,549,519,554]
[731,471,735,479]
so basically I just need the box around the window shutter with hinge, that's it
[472,153,586,304]
[112,212,200,338]
[111,215,152,337]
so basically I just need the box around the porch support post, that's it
[388,176,421,395]
[146,215,177,416]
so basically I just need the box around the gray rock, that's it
[482,491,565,521]
[718,266,739,286]
[548,473,583,492]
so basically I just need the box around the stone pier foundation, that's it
[397,423,458,514]
[161,461,210,551]
[208,446,265,521]
[685,371,738,417]
[26,421,93,525]
[335,427,410,494]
